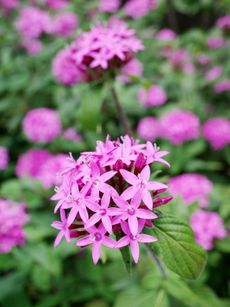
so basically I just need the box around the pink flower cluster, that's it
[190,210,226,250]
[0,146,9,170]
[207,37,226,49]
[137,117,159,142]
[203,118,230,150]
[205,66,223,82]
[216,15,230,32]
[163,48,195,74]
[0,199,29,253]
[52,20,143,86]
[138,85,167,107]
[169,173,213,207]
[23,108,62,143]
[0,0,19,11]
[156,28,177,42]
[51,135,172,264]
[46,0,69,9]
[214,80,230,93]
[118,58,143,83]
[160,109,200,145]
[124,0,158,19]
[99,0,120,13]
[16,149,68,189]
[63,128,82,142]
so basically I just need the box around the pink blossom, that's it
[203,118,230,149]
[99,0,120,13]
[160,109,200,145]
[190,210,226,250]
[207,37,226,49]
[124,0,158,19]
[156,28,177,42]
[137,117,160,142]
[23,108,62,143]
[63,128,82,142]
[51,135,171,264]
[0,146,9,170]
[205,66,223,81]
[196,53,211,66]
[46,0,68,9]
[52,12,78,37]
[138,85,167,107]
[21,38,43,55]
[0,199,29,253]
[164,48,195,74]
[0,0,19,11]
[214,79,230,93]
[169,173,213,207]
[118,58,143,83]
[216,15,230,31]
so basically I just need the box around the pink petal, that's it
[54,231,64,248]
[116,236,130,248]
[107,207,123,216]
[130,240,140,263]
[142,190,153,209]
[85,214,101,229]
[130,192,142,208]
[101,191,111,208]
[112,195,129,208]
[85,200,99,212]
[51,221,62,230]
[103,236,116,248]
[120,169,137,185]
[138,234,158,243]
[136,208,157,219]
[121,186,136,200]
[92,242,101,264]
[90,162,100,177]
[128,215,138,235]
[100,171,116,182]
[79,206,89,222]
[120,220,130,235]
[102,215,112,234]
[141,166,150,181]
[147,182,167,191]
[67,206,79,225]
[77,236,91,247]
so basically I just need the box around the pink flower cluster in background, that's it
[46,0,69,10]
[163,48,195,74]
[137,117,159,142]
[99,0,120,13]
[51,135,172,264]
[16,149,68,189]
[23,108,62,143]
[124,0,158,19]
[216,15,230,32]
[138,85,167,107]
[160,109,200,145]
[190,210,226,250]
[202,118,230,150]
[118,58,143,83]
[63,128,82,142]
[156,28,177,42]
[0,146,9,170]
[207,37,226,49]
[169,173,213,207]
[205,66,223,82]
[0,199,29,253]
[0,0,19,11]
[52,19,143,86]
[214,80,230,93]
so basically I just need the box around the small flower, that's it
[99,0,120,13]
[0,146,9,170]
[202,118,230,149]
[137,117,160,142]
[45,0,69,10]
[214,80,230,93]
[205,66,223,81]
[124,0,158,19]
[138,85,167,107]
[216,15,230,32]
[207,37,226,49]
[156,28,177,42]
[52,12,78,37]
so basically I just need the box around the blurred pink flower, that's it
[203,118,230,149]
[214,79,230,93]
[63,128,82,142]
[118,58,143,83]
[46,0,68,9]
[0,146,9,170]
[0,199,29,253]
[207,37,226,49]
[169,173,213,207]
[124,0,158,19]
[21,38,43,55]
[52,12,78,37]
[216,15,230,31]
[196,53,211,66]
[99,0,120,13]
[190,210,226,250]
[23,108,62,143]
[205,66,223,81]
[156,28,177,42]
[0,0,19,11]
[164,48,195,74]
[160,109,200,145]
[137,117,160,141]
[138,85,167,107]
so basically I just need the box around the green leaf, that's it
[146,215,207,279]
[0,271,27,301]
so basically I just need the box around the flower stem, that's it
[110,86,132,136]
[144,245,167,277]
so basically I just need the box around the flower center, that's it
[128,207,135,215]
[129,234,137,240]
[99,208,107,216]
[94,232,102,241]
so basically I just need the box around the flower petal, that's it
[92,243,101,264]
[142,190,153,209]
[130,240,140,263]
[141,165,150,181]
[136,208,157,219]
[116,236,130,248]
[120,169,137,185]
[102,215,112,234]
[138,234,158,243]
[128,215,138,235]
[85,214,101,229]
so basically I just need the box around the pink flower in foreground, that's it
[160,109,200,145]
[52,12,78,37]
[52,20,143,85]
[99,0,120,13]
[214,80,230,93]
[190,210,226,250]
[216,15,230,32]
[205,66,223,81]
[23,108,62,143]
[0,146,9,170]
[51,135,171,264]
[0,199,29,253]
[156,28,177,42]
[124,0,158,19]
[46,0,68,9]
[138,85,167,107]
[207,37,226,49]
[137,117,160,142]
[203,118,230,150]
[169,173,213,207]
[118,58,143,83]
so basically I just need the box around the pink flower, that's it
[190,210,226,250]
[51,135,171,264]
[164,48,195,74]
[207,37,226,49]
[203,118,230,149]
[205,66,223,81]
[116,220,157,263]
[0,199,29,253]
[124,0,158,19]
[196,53,211,66]
[216,15,230,32]
[23,108,62,143]
[52,12,78,37]
[137,117,160,142]
[138,85,167,107]
[169,173,213,207]
[63,128,82,142]
[45,0,68,9]
[0,0,19,11]
[0,146,9,170]
[160,109,200,145]
[53,20,143,85]
[214,80,230,93]
[156,28,177,42]
[99,0,120,13]
[118,58,143,83]
[21,38,43,55]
